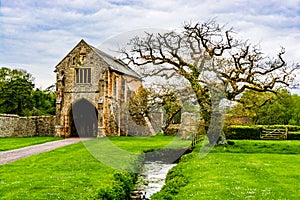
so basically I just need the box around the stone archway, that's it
[69,99,98,137]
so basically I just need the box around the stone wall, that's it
[0,114,56,137]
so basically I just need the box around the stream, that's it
[131,148,191,199]
[134,161,177,199]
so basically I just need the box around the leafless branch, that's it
[121,20,300,132]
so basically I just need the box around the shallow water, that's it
[137,161,177,199]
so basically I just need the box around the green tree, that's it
[289,94,300,125]
[256,89,292,125]
[0,67,56,116]
[230,89,300,125]
[32,85,56,116]
[160,91,181,127]
[32,86,56,115]
[228,90,275,124]
[0,68,35,116]
[129,86,150,126]
[129,86,156,135]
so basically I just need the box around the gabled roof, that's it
[89,44,141,79]
[55,39,141,80]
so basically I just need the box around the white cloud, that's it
[0,0,299,93]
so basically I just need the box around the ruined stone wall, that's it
[164,112,202,138]
[0,114,56,137]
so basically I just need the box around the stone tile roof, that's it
[89,44,141,79]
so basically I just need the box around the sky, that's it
[0,0,300,94]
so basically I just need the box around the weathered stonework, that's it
[0,114,56,137]
[163,112,203,138]
[55,39,142,137]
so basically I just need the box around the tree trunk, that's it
[205,108,227,145]
[202,88,227,145]
[217,131,227,145]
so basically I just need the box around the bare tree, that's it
[122,20,299,145]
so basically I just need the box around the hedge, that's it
[224,125,300,140]
[224,126,262,140]
[287,132,300,140]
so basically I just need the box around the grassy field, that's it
[0,137,62,151]
[0,136,190,199]
[152,140,300,199]
[2,137,299,199]
[108,135,190,152]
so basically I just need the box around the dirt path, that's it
[0,138,92,165]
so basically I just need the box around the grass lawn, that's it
[0,137,63,151]
[152,140,300,199]
[4,136,299,199]
[0,136,190,199]
[108,135,191,152]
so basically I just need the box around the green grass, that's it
[108,135,191,152]
[152,140,300,199]
[211,140,300,154]
[0,137,62,151]
[6,136,299,199]
[0,136,190,199]
[0,142,115,199]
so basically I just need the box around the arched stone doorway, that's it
[69,99,98,137]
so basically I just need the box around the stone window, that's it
[76,68,91,84]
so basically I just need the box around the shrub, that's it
[96,171,136,200]
[97,185,125,200]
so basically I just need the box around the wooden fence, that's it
[260,128,288,140]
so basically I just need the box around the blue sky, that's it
[0,0,300,94]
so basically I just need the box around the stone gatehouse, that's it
[55,39,142,137]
